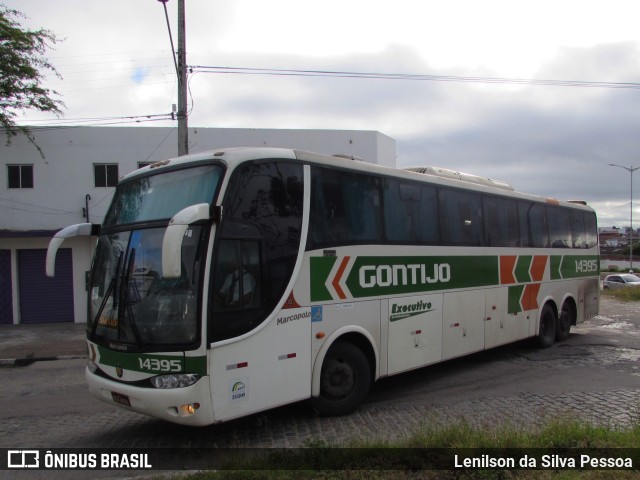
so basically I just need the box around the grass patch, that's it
[602,286,640,302]
[161,416,640,480]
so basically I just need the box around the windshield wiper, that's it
[118,248,145,348]
[90,277,113,341]
[90,251,123,340]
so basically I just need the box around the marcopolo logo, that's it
[390,299,435,322]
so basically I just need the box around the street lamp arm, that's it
[609,163,640,173]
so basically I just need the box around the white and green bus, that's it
[46,148,599,426]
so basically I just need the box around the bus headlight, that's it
[150,373,200,389]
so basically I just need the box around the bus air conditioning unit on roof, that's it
[404,166,515,191]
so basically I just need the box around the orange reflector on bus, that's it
[180,403,200,415]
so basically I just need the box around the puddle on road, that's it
[516,344,640,372]
[615,347,640,362]
[598,321,636,329]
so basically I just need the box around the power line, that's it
[58,80,176,94]
[142,127,177,162]
[0,196,76,214]
[10,114,175,130]
[48,50,173,60]
[191,65,640,90]
[42,65,174,79]
[30,117,173,128]
[21,113,173,124]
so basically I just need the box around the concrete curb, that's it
[0,354,87,367]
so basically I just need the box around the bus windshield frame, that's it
[87,163,224,352]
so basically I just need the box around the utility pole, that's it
[158,0,188,156]
[177,0,188,156]
[609,163,639,271]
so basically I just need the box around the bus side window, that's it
[384,179,418,242]
[547,206,572,248]
[212,240,261,310]
[483,196,519,247]
[527,203,549,248]
[518,201,531,247]
[439,188,483,246]
[383,179,438,244]
[310,168,382,247]
[584,212,598,248]
[571,210,587,248]
[313,175,349,245]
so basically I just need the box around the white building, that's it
[0,126,395,325]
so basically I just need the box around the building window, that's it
[7,165,34,188]
[138,162,152,169]
[94,164,119,187]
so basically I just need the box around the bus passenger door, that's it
[387,294,443,374]
[206,160,308,423]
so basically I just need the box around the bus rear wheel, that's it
[311,341,371,417]
[536,304,556,348]
[556,301,574,342]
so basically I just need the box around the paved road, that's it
[1,296,639,451]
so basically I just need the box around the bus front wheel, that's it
[311,341,371,417]
[536,304,557,348]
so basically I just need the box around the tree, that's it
[0,4,64,156]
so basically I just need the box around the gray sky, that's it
[7,0,640,228]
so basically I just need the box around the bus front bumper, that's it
[85,366,216,426]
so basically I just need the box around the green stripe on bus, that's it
[508,285,524,314]
[97,347,207,376]
[310,256,500,302]
[310,254,599,302]
[185,355,208,375]
[343,256,499,299]
[310,256,337,301]
[514,256,532,283]
[551,255,599,280]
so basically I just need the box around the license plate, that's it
[111,391,131,407]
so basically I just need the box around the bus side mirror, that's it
[162,203,211,278]
[46,223,100,277]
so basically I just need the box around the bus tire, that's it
[311,341,371,417]
[556,301,574,342]
[536,304,556,348]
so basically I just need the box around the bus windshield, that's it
[88,164,222,350]
[103,164,222,227]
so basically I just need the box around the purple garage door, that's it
[17,248,74,323]
[0,250,13,325]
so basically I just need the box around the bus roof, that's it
[121,147,594,212]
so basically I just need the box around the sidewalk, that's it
[0,322,87,366]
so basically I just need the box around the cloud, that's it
[387,43,640,226]
[178,41,640,227]
[9,0,640,227]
